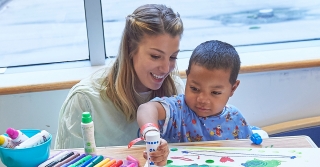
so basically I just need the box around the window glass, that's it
[0,0,88,67]
[101,0,320,57]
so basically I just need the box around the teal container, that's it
[0,129,52,167]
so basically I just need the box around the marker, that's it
[38,151,71,167]
[78,155,96,167]
[46,151,75,167]
[94,158,110,167]
[6,128,29,146]
[60,154,86,167]
[110,160,123,167]
[101,159,116,167]
[127,162,136,167]
[0,135,15,148]
[69,155,92,167]
[53,152,80,167]
[15,130,50,149]
[48,151,66,160]
[84,155,104,167]
[126,155,139,166]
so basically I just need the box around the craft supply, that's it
[81,112,97,154]
[15,130,50,149]
[6,128,29,146]
[79,155,97,167]
[38,151,71,167]
[54,152,80,167]
[47,150,66,161]
[45,151,75,167]
[84,155,104,167]
[127,162,136,167]
[60,154,86,167]
[110,160,123,167]
[0,135,15,148]
[250,133,263,145]
[126,155,139,166]
[94,157,110,167]
[101,159,116,167]
[145,131,160,167]
[69,154,92,167]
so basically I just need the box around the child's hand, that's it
[143,138,169,166]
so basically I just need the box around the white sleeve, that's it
[172,75,185,94]
[54,92,92,149]
[159,101,171,135]
[151,98,172,136]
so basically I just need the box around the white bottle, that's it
[15,130,50,149]
[145,131,160,167]
[81,112,97,154]
[0,135,15,148]
[6,128,29,146]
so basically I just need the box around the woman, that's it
[54,4,184,149]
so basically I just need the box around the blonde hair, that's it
[101,4,184,122]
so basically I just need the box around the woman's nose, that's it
[159,59,170,73]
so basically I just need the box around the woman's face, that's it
[132,33,180,92]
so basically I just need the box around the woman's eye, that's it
[151,55,160,59]
[211,91,221,95]
[170,56,177,60]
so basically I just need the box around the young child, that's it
[137,40,252,165]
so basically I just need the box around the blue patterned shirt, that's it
[151,94,252,143]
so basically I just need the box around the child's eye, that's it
[190,86,199,92]
[151,55,160,59]
[211,91,221,95]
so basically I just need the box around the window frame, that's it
[84,0,106,66]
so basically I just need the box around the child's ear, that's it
[230,80,240,97]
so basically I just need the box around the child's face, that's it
[185,64,240,117]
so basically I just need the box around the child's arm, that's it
[137,101,169,166]
[137,101,166,130]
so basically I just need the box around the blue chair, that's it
[262,116,320,147]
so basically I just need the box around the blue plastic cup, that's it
[0,129,52,167]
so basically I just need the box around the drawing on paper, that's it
[144,146,320,167]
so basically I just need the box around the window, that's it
[101,0,320,58]
[1,0,320,69]
[0,0,88,67]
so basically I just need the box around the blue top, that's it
[151,94,253,143]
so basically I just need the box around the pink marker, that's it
[126,155,139,166]
[6,128,29,146]
[126,162,137,167]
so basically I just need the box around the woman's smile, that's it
[151,72,166,82]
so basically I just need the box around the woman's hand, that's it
[143,138,169,166]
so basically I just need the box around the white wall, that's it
[230,67,320,127]
[1,66,320,166]
[0,90,68,148]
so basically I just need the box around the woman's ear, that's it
[230,80,240,97]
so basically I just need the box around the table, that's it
[52,135,317,167]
